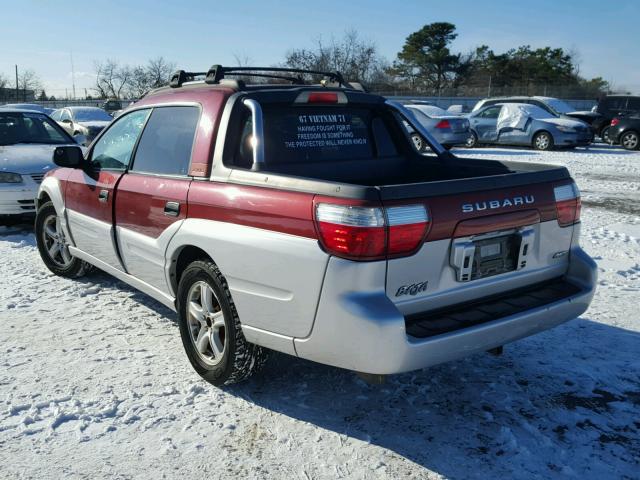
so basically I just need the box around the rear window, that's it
[235,106,396,167]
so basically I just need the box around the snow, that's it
[1,144,639,479]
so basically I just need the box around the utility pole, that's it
[70,51,76,100]
[488,75,492,97]
[15,65,18,102]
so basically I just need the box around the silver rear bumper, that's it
[294,247,597,375]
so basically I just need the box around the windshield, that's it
[0,112,71,146]
[408,105,448,117]
[72,108,112,122]
[543,98,574,114]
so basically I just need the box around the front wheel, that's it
[177,260,268,386]
[620,130,640,150]
[533,131,554,151]
[35,201,91,278]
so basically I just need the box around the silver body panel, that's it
[386,220,573,316]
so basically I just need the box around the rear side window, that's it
[626,97,640,112]
[236,106,397,166]
[131,106,199,175]
[603,97,627,111]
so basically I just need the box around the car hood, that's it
[77,121,110,129]
[0,144,72,174]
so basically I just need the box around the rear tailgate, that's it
[383,178,580,319]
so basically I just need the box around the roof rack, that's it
[169,65,348,89]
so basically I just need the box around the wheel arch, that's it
[169,245,215,295]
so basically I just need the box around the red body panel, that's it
[133,87,234,178]
[187,182,317,239]
[115,173,191,238]
[453,209,541,238]
[65,168,122,223]
[424,182,562,242]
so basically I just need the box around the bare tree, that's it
[95,59,131,99]
[18,69,42,100]
[284,30,390,85]
[145,56,175,89]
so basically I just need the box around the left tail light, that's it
[314,203,429,260]
[554,183,581,227]
[435,119,451,129]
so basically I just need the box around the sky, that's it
[1,0,639,98]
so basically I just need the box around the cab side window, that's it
[130,106,200,176]
[90,109,150,170]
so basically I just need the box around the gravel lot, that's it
[1,144,639,479]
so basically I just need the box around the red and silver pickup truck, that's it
[35,66,596,386]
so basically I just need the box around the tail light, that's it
[315,203,429,260]
[435,119,451,129]
[554,183,581,227]
[611,118,620,127]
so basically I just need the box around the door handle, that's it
[164,201,180,217]
[98,190,109,203]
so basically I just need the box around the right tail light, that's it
[554,183,581,227]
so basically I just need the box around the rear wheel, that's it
[533,131,554,151]
[620,130,640,150]
[600,125,611,143]
[177,260,268,386]
[35,202,91,278]
[465,131,478,148]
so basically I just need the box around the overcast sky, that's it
[1,0,638,98]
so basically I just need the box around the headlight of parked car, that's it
[555,125,577,133]
[0,172,23,183]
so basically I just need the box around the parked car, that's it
[472,96,600,134]
[35,65,596,387]
[101,99,123,115]
[591,95,640,143]
[405,104,470,150]
[0,108,84,224]
[50,107,112,143]
[2,103,55,115]
[466,103,593,150]
[608,116,640,150]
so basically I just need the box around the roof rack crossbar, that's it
[204,65,347,87]
[170,70,207,88]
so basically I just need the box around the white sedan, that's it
[0,108,84,224]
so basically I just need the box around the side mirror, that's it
[53,146,84,168]
[73,134,88,146]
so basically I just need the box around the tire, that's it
[600,126,611,144]
[532,131,554,151]
[35,201,92,278]
[176,260,268,386]
[465,131,478,148]
[620,130,640,151]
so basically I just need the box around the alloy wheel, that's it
[535,133,550,150]
[621,132,639,150]
[187,281,227,366]
[42,214,72,268]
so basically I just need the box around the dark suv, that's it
[593,95,640,142]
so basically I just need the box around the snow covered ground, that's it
[1,144,639,479]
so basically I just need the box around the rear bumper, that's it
[432,130,471,146]
[294,247,597,375]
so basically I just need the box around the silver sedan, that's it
[405,104,470,150]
